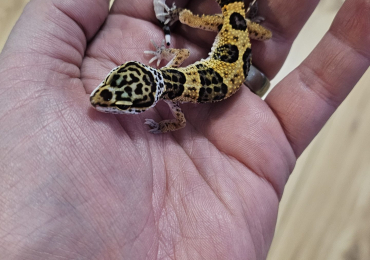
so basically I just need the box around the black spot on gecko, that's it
[160,69,186,99]
[133,93,155,108]
[229,13,247,31]
[100,89,113,101]
[117,67,127,73]
[205,78,211,86]
[221,83,228,94]
[165,69,186,84]
[242,48,252,78]
[109,74,120,87]
[130,74,139,83]
[127,67,141,75]
[135,83,143,95]
[143,74,151,86]
[162,72,171,80]
[213,44,239,63]
[196,64,228,102]
[125,86,132,93]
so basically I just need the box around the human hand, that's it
[0,0,368,259]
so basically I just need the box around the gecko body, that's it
[90,0,272,133]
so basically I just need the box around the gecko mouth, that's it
[115,101,132,110]
[115,105,130,110]
[91,103,134,114]
[94,105,122,114]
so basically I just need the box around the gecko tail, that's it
[163,24,171,46]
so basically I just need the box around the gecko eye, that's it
[100,89,113,101]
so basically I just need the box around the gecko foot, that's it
[246,0,265,23]
[144,40,166,67]
[155,2,178,25]
[246,0,264,23]
[250,16,265,23]
[144,119,162,134]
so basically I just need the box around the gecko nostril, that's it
[90,96,97,107]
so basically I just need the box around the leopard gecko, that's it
[90,0,272,133]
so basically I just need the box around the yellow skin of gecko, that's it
[90,0,272,133]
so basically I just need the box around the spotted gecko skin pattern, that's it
[90,0,272,133]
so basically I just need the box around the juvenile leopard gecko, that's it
[90,0,272,133]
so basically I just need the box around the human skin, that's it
[0,0,369,259]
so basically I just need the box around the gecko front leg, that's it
[144,40,190,68]
[145,100,186,133]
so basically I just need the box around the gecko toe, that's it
[145,119,161,133]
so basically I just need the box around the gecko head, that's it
[90,61,164,114]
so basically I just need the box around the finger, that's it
[251,0,321,77]
[0,0,110,70]
[265,0,370,157]
[110,0,190,24]
[110,0,156,23]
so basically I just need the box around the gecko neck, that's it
[159,68,187,100]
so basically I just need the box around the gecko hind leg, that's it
[179,9,223,32]
[178,8,272,41]
[246,0,264,23]
[145,100,186,133]
[155,1,179,25]
[245,0,272,40]
[247,21,272,41]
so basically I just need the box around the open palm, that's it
[0,0,368,259]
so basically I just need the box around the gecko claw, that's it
[145,119,162,134]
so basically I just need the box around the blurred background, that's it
[1,0,369,259]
